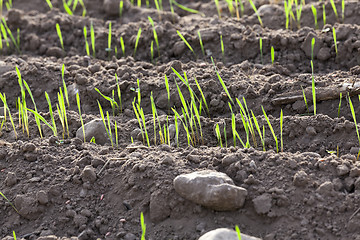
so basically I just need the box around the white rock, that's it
[198,228,262,240]
[173,170,247,211]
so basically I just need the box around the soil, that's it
[1,0,360,239]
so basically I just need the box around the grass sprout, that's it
[214,0,221,19]
[45,0,53,9]
[348,95,360,146]
[211,57,234,104]
[261,106,278,153]
[0,191,18,214]
[172,0,204,16]
[220,34,225,61]
[95,88,119,116]
[323,4,326,26]
[235,225,242,240]
[1,18,20,53]
[311,37,315,62]
[90,21,95,58]
[120,36,125,57]
[311,60,316,115]
[338,92,342,117]
[0,93,17,138]
[215,123,223,147]
[83,26,90,56]
[119,0,123,18]
[140,212,146,240]
[133,27,142,58]
[57,88,69,138]
[98,101,114,147]
[329,0,338,21]
[280,109,283,152]
[333,27,338,56]
[198,30,205,57]
[106,21,112,57]
[301,86,309,113]
[45,92,58,136]
[271,46,275,64]
[259,37,263,64]
[23,78,42,138]
[248,0,263,27]
[76,93,85,142]
[115,74,122,113]
[148,16,160,58]
[311,5,318,29]
[63,0,73,15]
[16,66,29,137]
[341,0,345,22]
[177,30,195,57]
[56,23,64,50]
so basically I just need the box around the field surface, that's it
[1,0,360,239]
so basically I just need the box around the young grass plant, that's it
[215,123,223,147]
[90,21,96,58]
[0,191,18,214]
[348,95,360,146]
[172,0,204,17]
[120,36,125,57]
[294,0,303,29]
[323,4,326,26]
[83,26,90,56]
[95,88,119,116]
[119,0,124,18]
[301,86,309,113]
[45,92,58,136]
[333,27,338,57]
[261,106,278,153]
[16,66,29,137]
[198,30,205,57]
[259,37,263,64]
[45,0,53,9]
[1,18,20,53]
[311,60,316,115]
[133,27,142,58]
[271,46,275,64]
[148,16,160,58]
[98,101,115,147]
[57,88,69,138]
[0,93,17,138]
[76,93,85,142]
[63,0,73,15]
[177,30,195,57]
[140,212,146,240]
[311,5,318,29]
[280,109,283,152]
[329,0,338,21]
[214,0,221,19]
[341,0,345,23]
[248,0,263,27]
[56,23,64,51]
[235,225,242,240]
[220,34,225,62]
[338,92,342,117]
[106,21,112,58]
[23,78,42,138]
[211,57,234,104]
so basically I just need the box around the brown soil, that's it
[1,0,360,239]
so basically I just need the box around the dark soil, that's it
[1,0,360,239]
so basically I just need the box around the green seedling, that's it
[133,27,142,58]
[90,136,96,143]
[0,93,17,138]
[16,28,19,47]
[311,60,316,115]
[16,66,29,137]
[56,23,64,50]
[83,26,90,56]
[271,46,274,64]
[251,110,265,151]
[224,0,235,17]
[311,37,315,62]
[133,100,150,146]
[349,95,360,146]
[120,36,125,57]
[148,16,160,58]
[338,92,342,117]
[172,0,204,16]
[301,86,309,113]
[115,74,122,113]
[150,92,158,145]
[169,0,175,22]
[106,21,112,57]
[76,93,85,142]
[45,0,53,9]
[0,27,3,50]
[61,64,69,107]
[323,4,326,26]
[235,225,242,240]
[95,88,119,116]
[174,113,179,147]
[214,0,221,19]
[311,5,318,29]
[237,98,256,147]
[220,34,225,61]
[1,18,20,53]
[211,57,234,104]
[177,30,195,57]
[262,106,278,153]
[248,0,263,27]
[63,0,73,15]
[198,30,205,57]
[259,37,263,64]
[294,0,303,29]
[1,23,9,48]
[165,74,170,113]
[194,77,209,116]
[57,88,69,138]
[329,0,338,21]
[137,0,141,7]
[333,27,338,56]
[98,101,114,147]
[140,212,146,240]
[119,0,123,17]
[78,0,87,16]
[90,21,95,57]
[45,92,58,136]
[13,231,17,240]
[341,0,345,22]
[0,191,18,214]
[215,123,223,147]
[153,0,161,20]
[23,78,43,138]
[284,0,290,29]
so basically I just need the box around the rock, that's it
[317,47,331,61]
[14,194,41,219]
[305,126,316,135]
[46,47,66,58]
[37,190,49,205]
[316,181,334,196]
[301,32,322,58]
[222,154,238,166]
[76,119,111,145]
[173,170,247,211]
[337,164,350,176]
[253,193,272,214]
[150,190,171,222]
[37,236,57,240]
[5,172,17,186]
[81,165,97,183]
[173,41,186,56]
[198,228,262,240]
[293,170,309,187]
[104,0,131,16]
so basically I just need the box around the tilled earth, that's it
[1,0,360,239]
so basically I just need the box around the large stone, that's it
[198,228,262,240]
[173,170,247,211]
[76,119,111,145]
